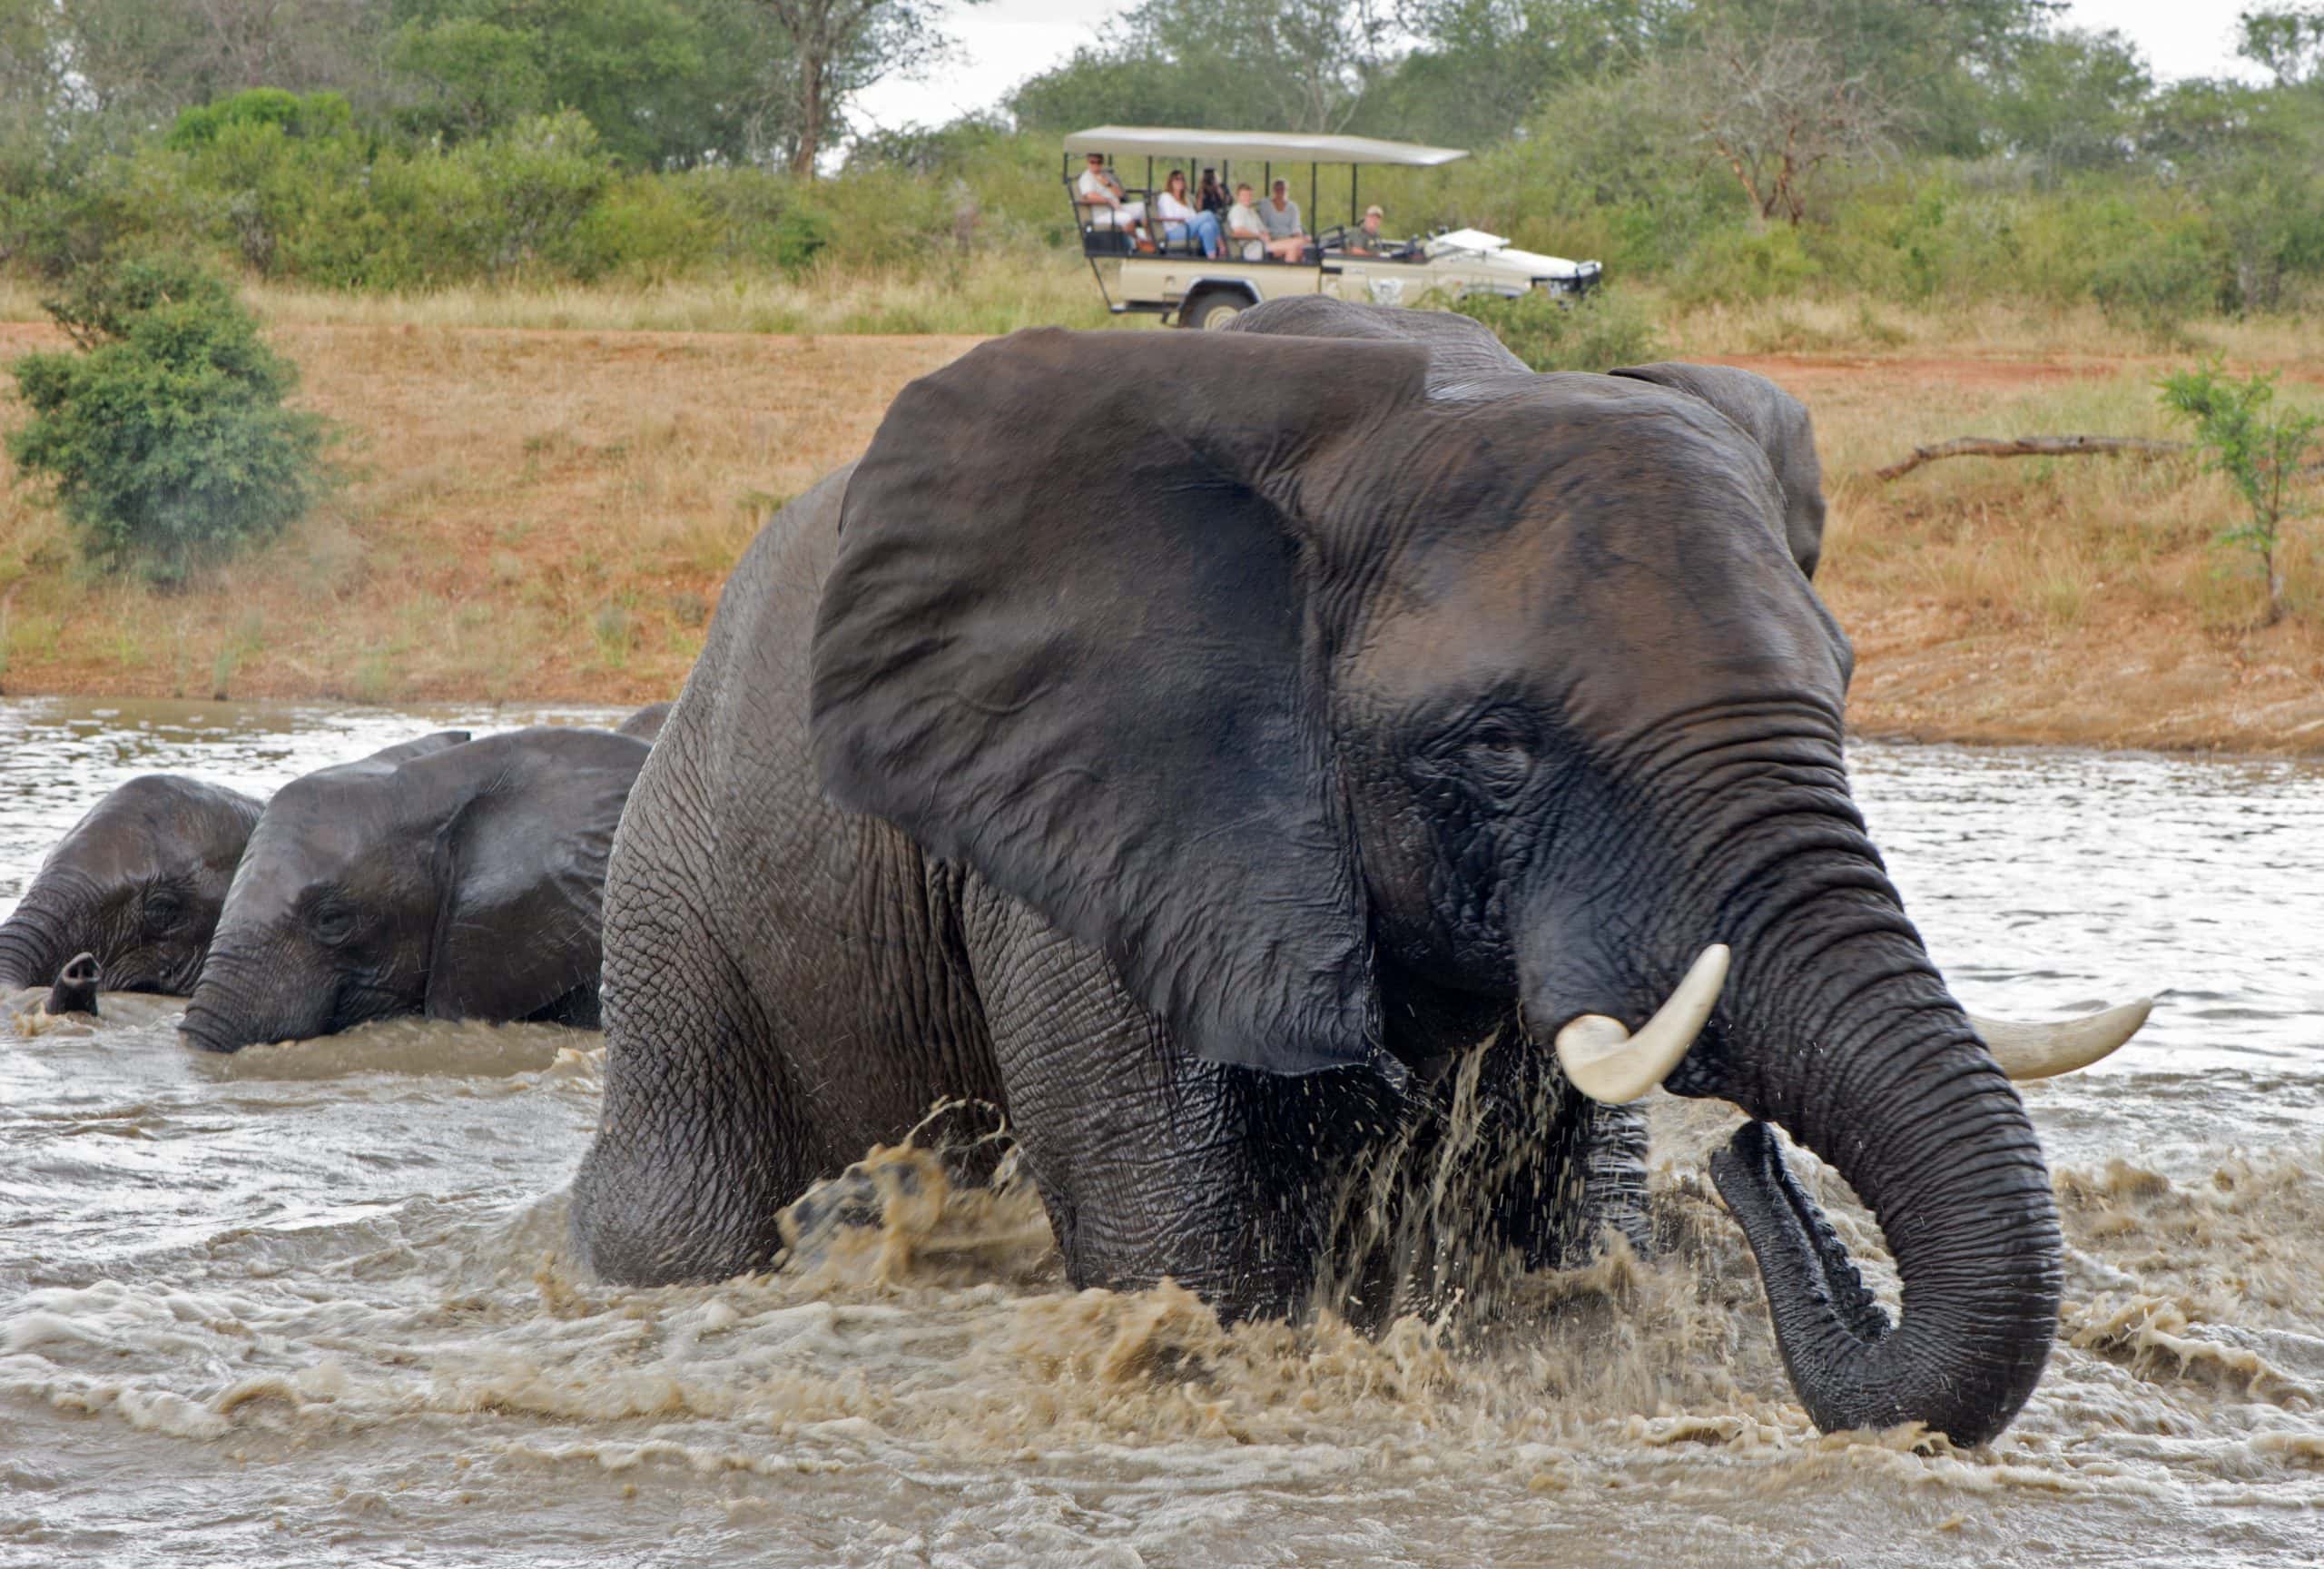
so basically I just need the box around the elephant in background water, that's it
[178,725,649,1053]
[0,734,468,1014]
[572,309,2148,1446]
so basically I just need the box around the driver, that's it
[1345,203,1391,256]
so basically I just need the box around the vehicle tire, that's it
[1180,291,1250,331]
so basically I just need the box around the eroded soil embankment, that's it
[3,325,2319,753]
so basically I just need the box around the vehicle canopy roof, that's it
[1063,125,1468,169]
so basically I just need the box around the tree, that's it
[51,0,395,123]
[387,0,770,167]
[2239,4,2324,88]
[1374,0,1673,146]
[1010,0,1384,138]
[1672,21,1896,226]
[1988,27,2152,173]
[756,0,968,175]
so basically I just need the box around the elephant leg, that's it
[569,883,829,1285]
[962,882,1404,1321]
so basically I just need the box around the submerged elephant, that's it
[1219,297,1830,578]
[177,726,649,1053]
[0,735,470,1013]
[571,316,2149,1446]
[617,702,674,743]
[0,775,262,1004]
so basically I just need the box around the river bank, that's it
[3,319,2320,753]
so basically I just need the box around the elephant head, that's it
[616,702,674,743]
[177,727,645,1053]
[812,325,2146,1446]
[1610,361,1827,578]
[0,775,266,998]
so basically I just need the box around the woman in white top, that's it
[1155,169,1222,259]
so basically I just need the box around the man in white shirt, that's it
[1076,153,1147,238]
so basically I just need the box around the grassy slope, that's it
[3,291,2321,750]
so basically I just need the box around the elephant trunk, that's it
[178,950,323,1054]
[1666,788,2061,1446]
[1706,949,2060,1446]
[0,898,74,992]
[1549,722,2061,1446]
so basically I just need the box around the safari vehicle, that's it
[1064,124,1603,329]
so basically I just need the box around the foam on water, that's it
[3,699,2322,1566]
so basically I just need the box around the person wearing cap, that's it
[1345,203,1390,256]
[1076,152,1147,239]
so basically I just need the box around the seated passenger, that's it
[1197,169,1228,216]
[1227,182,1306,262]
[1344,203,1392,256]
[1261,180,1308,258]
[1076,152,1146,239]
[1155,169,1222,259]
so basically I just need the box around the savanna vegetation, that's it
[0,0,2320,749]
[0,0,2320,336]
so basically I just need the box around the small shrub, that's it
[5,255,330,582]
[2158,361,2321,624]
[1446,287,1663,371]
[772,205,835,275]
[2091,231,2222,341]
[1667,223,1819,306]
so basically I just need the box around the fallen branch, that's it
[1875,435,2189,482]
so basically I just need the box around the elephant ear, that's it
[812,327,1431,1078]
[420,729,647,1022]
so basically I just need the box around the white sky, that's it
[850,0,2270,136]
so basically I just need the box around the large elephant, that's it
[177,726,648,1053]
[0,731,466,1005]
[571,318,2148,1446]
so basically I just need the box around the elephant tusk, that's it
[1970,997,2153,1081]
[1554,944,1730,1103]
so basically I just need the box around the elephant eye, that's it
[308,902,357,947]
[143,889,186,930]
[1461,717,1537,799]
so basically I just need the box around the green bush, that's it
[2159,361,2321,623]
[165,89,356,151]
[5,256,330,582]
[772,204,835,274]
[1446,287,1662,371]
[2089,229,2224,340]
[1666,223,1821,305]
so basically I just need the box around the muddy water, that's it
[2,697,2320,1567]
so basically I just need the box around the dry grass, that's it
[1649,291,2324,373]
[0,323,980,703]
[0,253,1116,337]
[3,302,2321,750]
[1796,362,2324,752]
